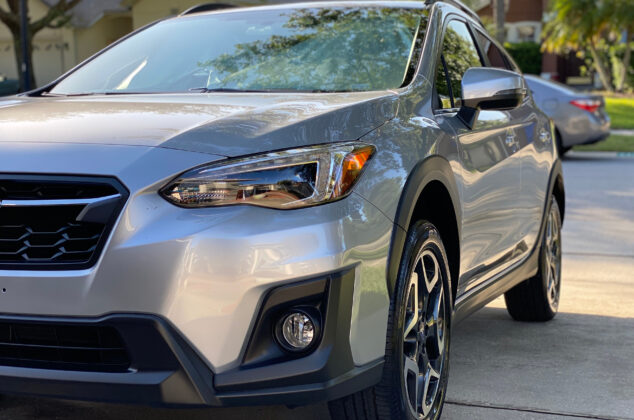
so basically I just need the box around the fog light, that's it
[277,310,317,351]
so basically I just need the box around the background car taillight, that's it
[570,99,602,113]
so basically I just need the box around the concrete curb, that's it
[566,150,634,159]
[611,129,634,136]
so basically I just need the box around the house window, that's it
[505,22,541,44]
[517,25,536,42]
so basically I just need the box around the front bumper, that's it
[0,143,393,405]
[0,269,383,407]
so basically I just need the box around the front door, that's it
[432,18,523,296]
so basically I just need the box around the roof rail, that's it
[425,0,483,25]
[180,3,237,16]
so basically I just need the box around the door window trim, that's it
[471,26,520,73]
[432,16,485,114]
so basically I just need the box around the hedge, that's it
[504,42,542,75]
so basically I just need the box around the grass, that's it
[605,97,634,130]
[573,134,634,152]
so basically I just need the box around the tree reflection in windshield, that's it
[201,8,425,92]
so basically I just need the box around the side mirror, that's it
[458,67,527,129]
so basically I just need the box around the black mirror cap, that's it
[467,88,528,111]
[459,87,527,129]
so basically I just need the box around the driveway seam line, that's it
[445,400,633,420]
[564,252,634,259]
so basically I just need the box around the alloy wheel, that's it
[545,202,562,312]
[402,249,447,419]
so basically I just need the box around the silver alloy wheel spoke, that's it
[404,272,419,339]
[404,355,420,406]
[422,250,439,293]
[432,285,445,357]
[421,365,441,416]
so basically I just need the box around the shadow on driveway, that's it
[447,306,634,420]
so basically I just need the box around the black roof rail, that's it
[425,0,483,25]
[180,3,237,16]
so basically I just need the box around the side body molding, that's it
[386,156,462,297]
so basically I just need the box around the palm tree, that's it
[542,0,613,91]
[611,0,634,91]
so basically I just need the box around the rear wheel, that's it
[555,130,571,156]
[329,221,452,420]
[505,195,562,321]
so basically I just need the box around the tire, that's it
[329,221,453,420]
[504,195,562,322]
[555,130,571,156]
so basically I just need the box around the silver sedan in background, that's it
[525,74,610,155]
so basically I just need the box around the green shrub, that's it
[504,42,542,75]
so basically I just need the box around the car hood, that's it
[0,92,398,157]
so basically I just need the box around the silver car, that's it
[524,74,610,154]
[0,2,564,419]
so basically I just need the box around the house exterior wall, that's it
[74,15,132,62]
[128,0,304,29]
[478,0,547,43]
[479,0,545,23]
[129,0,206,29]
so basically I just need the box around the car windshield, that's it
[50,7,427,95]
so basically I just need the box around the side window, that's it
[474,30,510,70]
[435,20,483,110]
[501,49,521,73]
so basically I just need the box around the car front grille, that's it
[0,175,128,270]
[0,321,130,372]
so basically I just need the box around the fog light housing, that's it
[275,309,320,352]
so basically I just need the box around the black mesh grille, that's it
[0,180,119,200]
[0,175,128,270]
[0,321,130,372]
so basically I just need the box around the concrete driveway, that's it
[1,152,633,420]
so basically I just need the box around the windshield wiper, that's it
[189,87,348,93]
[189,87,269,93]
[42,91,151,97]
[44,88,348,97]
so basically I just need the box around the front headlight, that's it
[160,142,375,209]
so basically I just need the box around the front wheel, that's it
[329,221,452,420]
[505,195,562,321]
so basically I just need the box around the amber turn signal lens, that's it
[333,146,375,198]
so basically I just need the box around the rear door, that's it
[433,19,523,296]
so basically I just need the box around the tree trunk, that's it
[588,42,613,92]
[12,33,35,91]
[616,30,631,92]
[492,0,505,43]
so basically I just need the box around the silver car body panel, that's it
[0,92,397,156]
